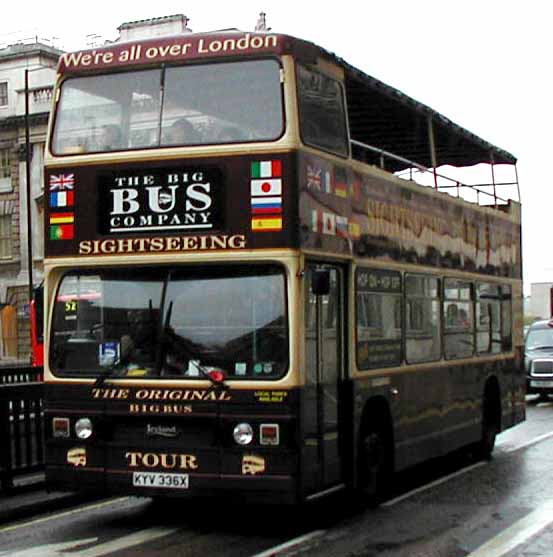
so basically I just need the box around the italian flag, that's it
[251,160,282,178]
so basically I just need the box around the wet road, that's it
[1,396,552,557]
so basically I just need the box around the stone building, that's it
[0,41,61,362]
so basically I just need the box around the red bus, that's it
[30,285,44,368]
[43,29,524,504]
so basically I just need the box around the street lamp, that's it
[24,68,33,308]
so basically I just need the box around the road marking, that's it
[467,504,553,557]
[0,538,98,556]
[67,527,177,557]
[382,461,486,507]
[250,530,326,557]
[0,497,130,534]
[502,430,553,453]
[0,528,177,557]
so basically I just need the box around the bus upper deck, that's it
[45,29,520,274]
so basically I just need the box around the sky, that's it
[1,0,550,294]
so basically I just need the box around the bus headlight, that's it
[233,423,253,445]
[75,418,93,439]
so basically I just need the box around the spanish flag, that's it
[251,216,282,232]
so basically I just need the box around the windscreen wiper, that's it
[94,359,124,387]
[158,300,229,390]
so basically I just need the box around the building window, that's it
[0,149,9,178]
[0,149,11,192]
[0,214,12,259]
[0,82,7,107]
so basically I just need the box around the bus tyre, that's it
[358,426,391,506]
[478,387,500,460]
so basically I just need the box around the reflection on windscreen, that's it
[50,265,288,380]
[52,59,283,154]
[526,328,553,350]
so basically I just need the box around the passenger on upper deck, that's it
[165,118,201,145]
[97,124,123,151]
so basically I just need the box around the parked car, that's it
[525,319,553,398]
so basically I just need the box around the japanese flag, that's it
[251,179,282,197]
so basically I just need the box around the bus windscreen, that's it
[50,264,288,380]
[52,59,284,154]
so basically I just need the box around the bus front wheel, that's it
[358,424,391,505]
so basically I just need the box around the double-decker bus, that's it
[43,29,524,504]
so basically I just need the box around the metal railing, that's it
[351,139,521,205]
[0,366,44,491]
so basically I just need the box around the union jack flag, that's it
[306,165,321,191]
[49,173,75,191]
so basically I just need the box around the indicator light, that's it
[260,423,280,446]
[52,417,70,438]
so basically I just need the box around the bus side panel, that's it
[353,356,522,476]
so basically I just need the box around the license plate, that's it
[530,380,553,388]
[132,472,189,489]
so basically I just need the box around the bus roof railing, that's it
[350,138,521,207]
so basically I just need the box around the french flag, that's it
[50,191,74,208]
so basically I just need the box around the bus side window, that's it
[405,275,441,364]
[297,64,349,157]
[443,279,474,359]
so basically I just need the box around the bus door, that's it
[303,263,344,492]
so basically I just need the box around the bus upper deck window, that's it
[297,64,349,157]
[52,59,285,155]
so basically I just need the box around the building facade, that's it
[0,41,61,363]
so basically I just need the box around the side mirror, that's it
[311,270,330,296]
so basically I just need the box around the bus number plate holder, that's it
[132,472,189,489]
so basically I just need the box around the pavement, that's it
[0,472,96,526]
